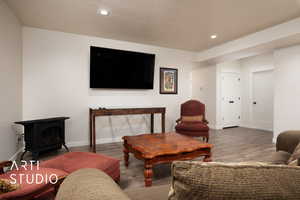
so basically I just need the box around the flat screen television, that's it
[90,46,155,89]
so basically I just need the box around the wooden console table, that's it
[89,107,166,152]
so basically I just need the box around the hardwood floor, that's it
[20,127,275,190]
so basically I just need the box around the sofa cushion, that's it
[56,168,130,200]
[125,185,170,200]
[288,142,300,164]
[169,161,300,200]
[175,122,209,132]
[270,151,291,164]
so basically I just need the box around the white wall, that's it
[192,65,217,128]
[273,45,300,142]
[0,0,22,160]
[239,53,274,130]
[22,27,197,146]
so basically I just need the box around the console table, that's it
[89,107,166,152]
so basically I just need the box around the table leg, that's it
[150,113,154,133]
[161,113,165,133]
[123,147,129,167]
[203,151,212,162]
[89,110,92,147]
[144,161,153,187]
[92,115,96,153]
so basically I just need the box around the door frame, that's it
[221,72,241,128]
[249,66,274,131]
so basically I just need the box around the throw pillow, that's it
[0,179,20,194]
[181,115,203,122]
[288,142,300,164]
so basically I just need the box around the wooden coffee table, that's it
[122,132,212,187]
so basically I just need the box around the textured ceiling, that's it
[5,0,300,51]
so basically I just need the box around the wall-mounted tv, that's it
[90,46,155,89]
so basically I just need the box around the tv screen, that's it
[90,46,155,89]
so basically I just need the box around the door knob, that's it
[253,101,257,105]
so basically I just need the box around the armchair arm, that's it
[0,161,12,174]
[276,131,300,154]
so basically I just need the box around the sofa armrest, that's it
[276,131,300,154]
[0,161,12,174]
[56,168,130,200]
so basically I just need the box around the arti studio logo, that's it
[9,161,58,185]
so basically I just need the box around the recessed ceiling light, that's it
[210,35,217,39]
[97,9,110,16]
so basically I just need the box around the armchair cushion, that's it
[181,115,203,122]
[169,161,300,200]
[175,122,209,132]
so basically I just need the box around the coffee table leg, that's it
[123,147,129,167]
[144,161,153,187]
[203,151,212,162]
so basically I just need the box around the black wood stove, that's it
[15,117,69,160]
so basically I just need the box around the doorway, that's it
[221,73,241,128]
[251,69,274,131]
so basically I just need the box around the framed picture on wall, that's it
[160,68,178,94]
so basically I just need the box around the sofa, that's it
[56,162,300,200]
[55,131,300,200]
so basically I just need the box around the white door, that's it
[221,73,241,128]
[252,70,274,130]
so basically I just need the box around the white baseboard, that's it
[9,147,23,161]
[67,137,123,148]
[209,124,223,130]
[272,137,277,144]
[240,125,273,132]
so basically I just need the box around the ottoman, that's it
[40,152,120,181]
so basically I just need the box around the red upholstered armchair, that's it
[175,100,209,142]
